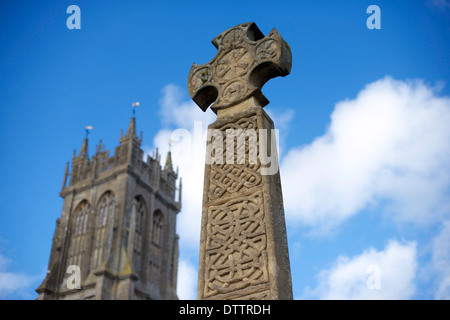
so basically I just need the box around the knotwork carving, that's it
[192,22,294,301]
[208,115,261,202]
[232,290,270,300]
[204,191,268,298]
[209,164,261,201]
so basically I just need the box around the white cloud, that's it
[303,240,417,300]
[432,220,450,299]
[177,259,198,300]
[158,84,216,130]
[281,76,450,232]
[265,107,294,158]
[151,79,450,300]
[150,84,215,248]
[0,253,39,299]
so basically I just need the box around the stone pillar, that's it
[187,22,293,300]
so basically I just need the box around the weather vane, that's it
[132,102,140,116]
[85,125,93,138]
[168,138,177,151]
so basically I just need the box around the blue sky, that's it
[0,0,449,299]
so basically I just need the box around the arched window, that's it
[91,192,115,269]
[152,210,164,247]
[68,201,90,267]
[132,197,146,274]
[149,210,164,281]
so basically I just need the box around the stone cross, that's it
[188,22,293,300]
[188,22,291,115]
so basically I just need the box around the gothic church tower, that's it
[36,116,181,300]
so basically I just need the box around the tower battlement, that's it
[63,117,180,210]
[37,116,181,300]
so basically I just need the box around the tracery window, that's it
[68,201,90,267]
[132,197,145,274]
[152,211,164,247]
[149,210,164,280]
[91,192,115,269]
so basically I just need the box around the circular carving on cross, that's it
[222,28,244,49]
[222,80,246,103]
[215,48,250,83]
[187,22,292,114]
[255,39,278,60]
[190,67,212,92]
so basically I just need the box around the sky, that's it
[0,0,449,300]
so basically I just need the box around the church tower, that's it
[36,116,181,300]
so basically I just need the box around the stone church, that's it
[36,116,182,300]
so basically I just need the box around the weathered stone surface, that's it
[188,22,293,300]
[188,22,291,114]
[36,117,181,300]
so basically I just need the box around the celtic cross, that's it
[188,22,292,115]
[188,22,293,300]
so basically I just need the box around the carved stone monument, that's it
[188,22,293,300]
